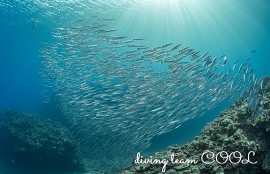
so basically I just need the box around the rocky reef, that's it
[119,76,270,174]
[0,110,85,173]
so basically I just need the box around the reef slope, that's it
[119,77,270,174]
[0,110,85,173]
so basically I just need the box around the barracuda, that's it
[40,17,259,173]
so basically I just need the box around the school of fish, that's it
[40,17,261,173]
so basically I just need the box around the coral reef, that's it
[262,152,270,172]
[119,77,270,174]
[0,110,85,173]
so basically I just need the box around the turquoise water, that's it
[1,0,269,112]
[0,0,270,173]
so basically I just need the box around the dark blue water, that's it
[0,20,48,112]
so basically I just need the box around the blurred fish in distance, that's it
[31,18,37,34]
[251,50,256,53]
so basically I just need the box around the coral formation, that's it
[262,152,270,172]
[0,110,85,173]
[119,77,270,174]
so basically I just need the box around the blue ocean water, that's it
[0,0,270,173]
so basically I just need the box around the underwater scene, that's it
[0,0,270,173]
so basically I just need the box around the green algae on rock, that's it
[0,110,85,173]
